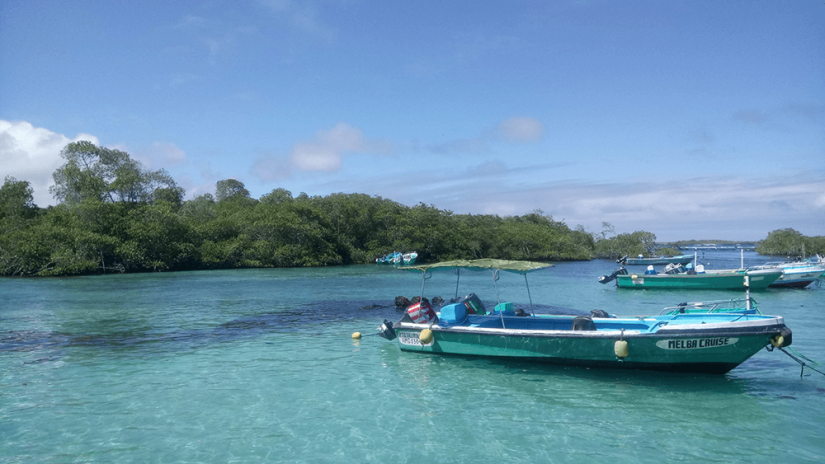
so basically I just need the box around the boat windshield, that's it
[659,298,760,315]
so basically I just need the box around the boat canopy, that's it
[406,259,553,274]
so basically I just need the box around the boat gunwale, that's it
[393,316,785,338]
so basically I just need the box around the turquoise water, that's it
[2,251,824,463]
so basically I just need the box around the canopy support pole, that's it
[492,269,505,329]
[419,271,430,304]
[420,270,434,327]
[524,274,534,316]
[454,268,461,300]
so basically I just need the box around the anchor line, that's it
[786,346,820,366]
[774,346,825,378]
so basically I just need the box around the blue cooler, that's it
[494,302,515,315]
[439,303,467,324]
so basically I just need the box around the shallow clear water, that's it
[2,251,824,463]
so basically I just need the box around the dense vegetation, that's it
[755,228,825,257]
[4,142,816,277]
[666,232,825,257]
[1,142,608,276]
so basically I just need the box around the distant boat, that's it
[748,257,825,288]
[376,251,418,265]
[601,263,782,290]
[618,254,695,266]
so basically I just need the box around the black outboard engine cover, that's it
[599,267,628,284]
[590,309,611,318]
[616,255,628,264]
[377,320,396,340]
[571,316,597,331]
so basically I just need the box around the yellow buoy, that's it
[771,335,784,348]
[614,340,629,358]
[631,275,638,279]
[351,332,362,339]
[419,329,434,344]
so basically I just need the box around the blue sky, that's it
[1,0,823,242]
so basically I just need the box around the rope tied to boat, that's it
[768,345,825,378]
[351,330,384,340]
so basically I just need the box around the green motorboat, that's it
[612,267,782,290]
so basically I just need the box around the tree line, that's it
[2,142,819,277]
[755,229,825,258]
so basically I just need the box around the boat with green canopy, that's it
[375,259,792,374]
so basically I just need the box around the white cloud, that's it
[291,142,341,171]
[815,192,825,209]
[427,137,489,155]
[289,122,391,172]
[0,120,99,207]
[344,162,824,241]
[144,142,187,167]
[425,117,543,155]
[499,117,543,142]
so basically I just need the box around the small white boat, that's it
[749,258,825,288]
[376,251,418,265]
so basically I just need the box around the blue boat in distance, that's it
[376,251,418,265]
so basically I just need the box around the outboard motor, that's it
[599,267,628,284]
[571,316,597,331]
[377,320,396,340]
[590,309,612,318]
[663,263,685,275]
[616,255,629,264]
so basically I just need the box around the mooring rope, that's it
[774,346,825,378]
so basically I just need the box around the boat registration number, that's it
[656,337,739,350]
[397,331,433,347]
